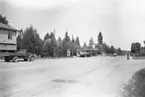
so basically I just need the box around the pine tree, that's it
[89,37,94,48]
[62,31,70,56]
[72,35,75,43]
[98,31,103,44]
[65,31,71,42]
[57,37,63,57]
[76,36,80,47]
[44,33,50,41]
[50,32,54,39]
[83,42,87,49]
[110,45,115,54]
[23,25,43,55]
[49,32,57,57]
[17,31,24,50]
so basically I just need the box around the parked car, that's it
[113,53,117,57]
[79,51,91,57]
[3,49,36,62]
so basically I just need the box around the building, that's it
[0,22,18,51]
[77,48,99,56]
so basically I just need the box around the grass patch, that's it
[119,68,145,97]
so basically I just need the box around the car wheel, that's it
[29,56,35,61]
[13,56,18,62]
[24,58,28,61]
[4,56,11,62]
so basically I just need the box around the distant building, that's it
[0,22,18,51]
[77,48,99,56]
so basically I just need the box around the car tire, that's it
[12,56,18,62]
[4,56,11,62]
[24,58,28,61]
[29,56,35,61]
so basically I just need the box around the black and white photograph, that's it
[0,0,145,97]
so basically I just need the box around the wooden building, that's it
[0,22,18,51]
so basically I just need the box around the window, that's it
[8,31,12,39]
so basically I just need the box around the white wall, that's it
[0,29,17,50]
[0,29,17,44]
[0,44,17,50]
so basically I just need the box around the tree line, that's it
[17,26,81,57]
[17,26,123,57]
[0,14,123,57]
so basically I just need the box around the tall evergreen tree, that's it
[17,30,24,50]
[65,31,71,42]
[57,37,62,46]
[23,25,43,55]
[50,32,54,39]
[44,33,50,41]
[49,32,57,57]
[98,31,103,44]
[89,37,94,48]
[57,37,63,57]
[76,36,80,47]
[83,42,87,49]
[110,45,115,54]
[43,38,51,56]
[72,35,75,43]
[62,31,69,56]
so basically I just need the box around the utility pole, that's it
[54,29,55,35]
[53,29,55,57]
[143,41,145,53]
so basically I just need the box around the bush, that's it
[120,68,145,97]
[139,53,145,56]
[133,53,145,57]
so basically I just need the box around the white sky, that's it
[1,0,145,50]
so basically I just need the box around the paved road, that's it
[0,56,145,97]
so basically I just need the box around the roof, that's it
[0,22,18,31]
[78,48,99,51]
